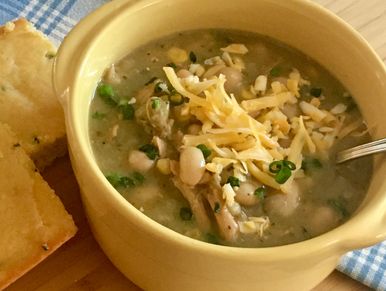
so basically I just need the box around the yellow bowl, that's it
[54,0,386,290]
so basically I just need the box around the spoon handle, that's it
[336,137,386,164]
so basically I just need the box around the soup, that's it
[89,29,372,247]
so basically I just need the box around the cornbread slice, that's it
[0,123,77,289]
[0,19,66,170]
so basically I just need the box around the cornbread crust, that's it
[0,19,66,170]
[0,123,76,290]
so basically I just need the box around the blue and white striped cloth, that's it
[0,1,385,290]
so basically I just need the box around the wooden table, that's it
[6,0,385,290]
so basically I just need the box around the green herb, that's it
[189,51,197,63]
[269,66,281,77]
[310,87,322,97]
[91,111,106,120]
[119,103,135,120]
[301,157,322,173]
[254,186,267,200]
[328,199,349,217]
[214,202,221,213]
[97,83,117,106]
[106,173,134,188]
[45,52,56,59]
[169,93,184,106]
[196,144,211,159]
[269,160,296,184]
[206,233,220,245]
[166,62,177,69]
[226,176,240,187]
[154,81,168,93]
[299,85,310,98]
[132,172,145,185]
[152,98,161,110]
[139,144,159,160]
[180,207,193,220]
[33,136,40,144]
[274,167,292,184]
[145,77,158,85]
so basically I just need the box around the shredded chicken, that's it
[172,178,212,233]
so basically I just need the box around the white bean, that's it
[264,183,299,217]
[219,67,243,93]
[305,206,340,236]
[179,147,205,186]
[177,69,192,79]
[128,150,154,172]
[235,182,261,206]
[187,124,201,135]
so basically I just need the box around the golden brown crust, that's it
[0,231,75,290]
[0,124,76,289]
[0,18,66,170]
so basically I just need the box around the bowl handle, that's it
[340,209,386,251]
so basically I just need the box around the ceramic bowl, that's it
[54,0,386,290]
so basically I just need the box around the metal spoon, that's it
[336,137,386,164]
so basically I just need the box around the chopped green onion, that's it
[132,172,145,185]
[166,62,177,69]
[283,160,296,170]
[328,199,349,217]
[254,186,266,200]
[152,98,161,110]
[105,173,134,189]
[269,66,281,77]
[97,84,115,97]
[139,144,159,160]
[214,202,221,213]
[119,103,135,120]
[310,87,322,97]
[189,51,197,63]
[274,166,292,184]
[169,94,184,106]
[196,144,211,159]
[269,160,296,173]
[154,81,168,93]
[145,77,158,85]
[180,207,193,220]
[226,176,240,187]
[91,111,106,120]
[97,83,117,107]
[268,161,283,173]
[301,157,322,173]
[269,160,296,184]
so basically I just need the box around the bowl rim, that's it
[56,0,386,259]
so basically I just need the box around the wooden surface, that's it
[6,0,385,290]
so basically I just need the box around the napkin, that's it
[0,0,384,290]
